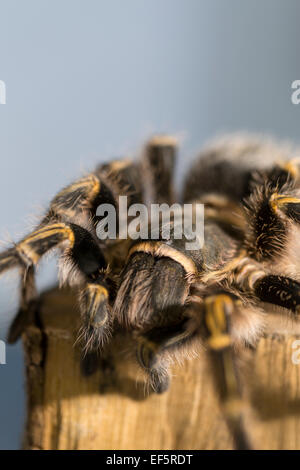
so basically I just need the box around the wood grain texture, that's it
[23,288,300,450]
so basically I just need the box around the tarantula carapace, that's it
[1,134,300,450]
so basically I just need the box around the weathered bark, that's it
[23,287,300,450]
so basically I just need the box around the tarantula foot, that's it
[79,283,112,352]
[79,321,111,354]
[149,369,170,394]
[136,337,170,394]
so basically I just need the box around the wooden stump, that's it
[22,287,300,450]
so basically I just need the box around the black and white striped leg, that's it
[254,275,300,313]
[0,222,112,348]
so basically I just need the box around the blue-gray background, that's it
[0,0,300,449]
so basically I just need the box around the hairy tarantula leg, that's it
[1,222,76,294]
[44,173,102,222]
[60,224,112,352]
[7,265,38,343]
[44,160,140,227]
[270,192,300,223]
[246,184,300,260]
[231,257,300,313]
[136,318,194,394]
[79,281,112,353]
[14,223,76,267]
[264,159,300,189]
[203,293,251,450]
[1,222,112,348]
[142,135,177,206]
[253,275,300,313]
[0,248,20,274]
[0,223,77,339]
[136,335,170,394]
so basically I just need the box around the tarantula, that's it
[1,133,300,450]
